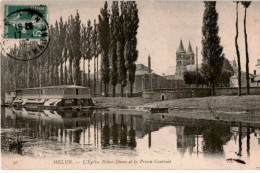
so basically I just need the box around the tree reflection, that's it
[247,123,250,157]
[73,129,83,143]
[102,114,110,147]
[120,114,127,146]
[238,123,242,156]
[112,114,118,145]
[202,123,231,155]
[128,115,136,148]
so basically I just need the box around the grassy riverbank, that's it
[93,95,260,112]
[92,97,156,108]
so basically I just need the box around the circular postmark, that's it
[0,5,50,61]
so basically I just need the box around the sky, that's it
[2,1,260,75]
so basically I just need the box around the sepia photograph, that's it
[0,0,260,170]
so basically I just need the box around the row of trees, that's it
[200,1,252,96]
[1,1,139,97]
[1,13,85,91]
[235,1,252,96]
[99,1,139,97]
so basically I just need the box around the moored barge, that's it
[3,85,93,110]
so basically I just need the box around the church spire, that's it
[177,39,186,53]
[187,41,194,54]
[232,57,237,69]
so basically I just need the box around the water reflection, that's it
[1,107,260,166]
[247,123,250,157]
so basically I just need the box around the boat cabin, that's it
[4,89,22,104]
[5,85,91,108]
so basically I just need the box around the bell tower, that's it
[186,41,195,65]
[175,39,187,80]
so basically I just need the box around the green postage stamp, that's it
[1,5,49,60]
[4,5,48,39]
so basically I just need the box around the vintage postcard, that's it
[1,0,260,170]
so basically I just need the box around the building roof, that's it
[177,39,186,53]
[163,75,175,80]
[6,85,89,91]
[186,41,194,55]
[136,64,152,72]
[254,74,260,81]
[231,70,255,79]
[5,89,23,92]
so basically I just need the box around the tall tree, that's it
[110,1,119,97]
[183,71,194,88]
[67,16,74,85]
[222,58,234,76]
[91,19,100,96]
[81,24,87,86]
[63,47,68,85]
[242,1,251,95]
[201,1,224,96]
[68,12,81,85]
[26,43,36,87]
[47,25,54,86]
[98,1,110,96]
[58,17,66,85]
[235,2,242,96]
[86,20,93,87]
[53,21,60,85]
[124,1,139,97]
[117,1,127,97]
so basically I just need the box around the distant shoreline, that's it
[93,95,260,112]
[93,95,260,123]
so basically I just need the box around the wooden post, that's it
[196,46,199,88]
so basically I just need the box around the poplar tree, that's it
[69,12,81,85]
[201,1,224,96]
[81,24,87,86]
[117,1,127,97]
[110,1,119,97]
[48,25,55,86]
[67,16,74,85]
[58,17,66,85]
[86,20,93,87]
[98,1,110,96]
[124,1,139,97]
[91,19,100,96]
[242,1,251,95]
[235,1,242,96]
[53,21,60,85]
[63,46,68,85]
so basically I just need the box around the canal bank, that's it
[93,95,260,123]
[93,95,260,112]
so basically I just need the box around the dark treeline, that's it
[1,1,139,97]
[184,58,234,88]
[200,1,252,96]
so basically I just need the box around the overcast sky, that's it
[3,1,260,75]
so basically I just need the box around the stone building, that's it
[90,55,187,96]
[254,59,260,86]
[229,58,256,87]
[175,39,195,80]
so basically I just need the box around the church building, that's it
[175,39,195,80]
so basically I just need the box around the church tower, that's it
[175,39,187,80]
[186,41,195,65]
[175,39,195,80]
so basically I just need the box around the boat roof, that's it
[5,85,89,91]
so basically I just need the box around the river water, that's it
[1,107,260,169]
